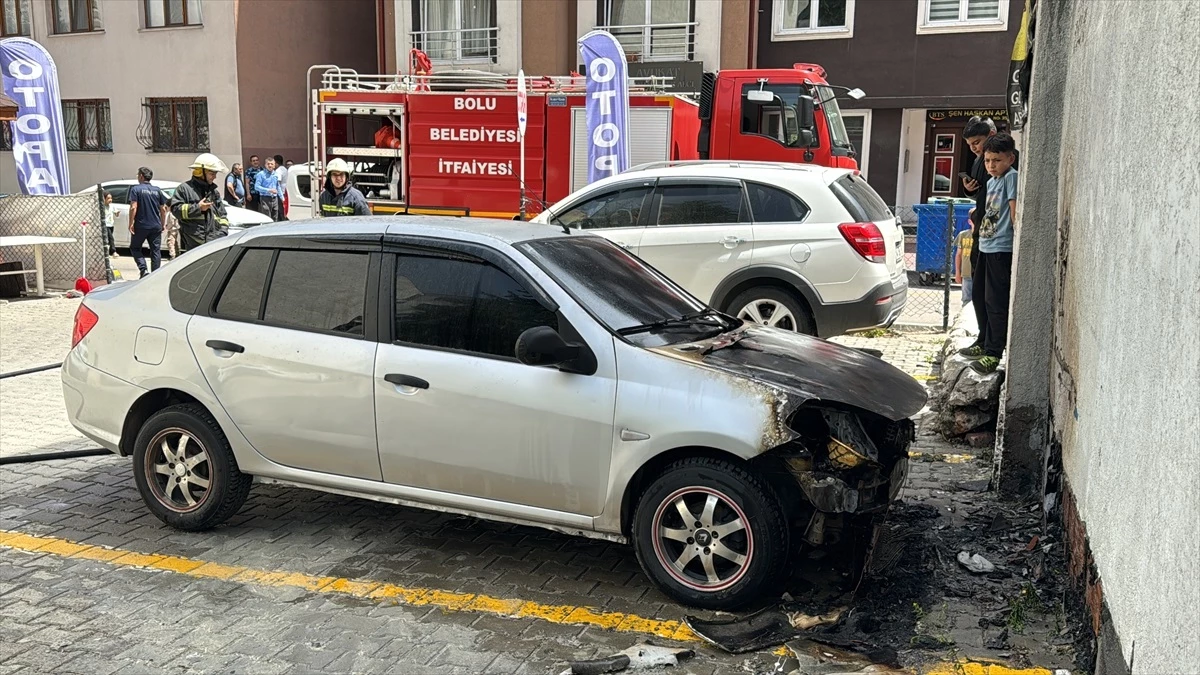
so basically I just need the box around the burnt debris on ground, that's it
[685,419,1087,674]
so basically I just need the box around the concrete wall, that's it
[236,0,377,165]
[719,0,750,69]
[2,0,242,193]
[521,0,575,74]
[1016,0,1200,672]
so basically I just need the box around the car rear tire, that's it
[730,286,816,335]
[632,457,789,610]
[132,403,252,531]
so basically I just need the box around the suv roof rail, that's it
[624,160,825,173]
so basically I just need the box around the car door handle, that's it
[720,236,745,248]
[205,340,244,354]
[384,373,429,390]
[614,240,631,249]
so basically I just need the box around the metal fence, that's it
[0,193,106,293]
[887,202,971,331]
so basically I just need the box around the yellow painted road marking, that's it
[0,529,1054,675]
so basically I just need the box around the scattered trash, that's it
[987,513,1012,532]
[986,627,1010,649]
[1043,492,1058,513]
[957,551,996,574]
[563,642,694,674]
[788,608,846,630]
[685,605,847,654]
[1025,535,1041,551]
[63,289,84,298]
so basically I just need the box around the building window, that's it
[138,97,209,153]
[841,110,871,178]
[1,0,31,37]
[411,0,497,64]
[917,0,1008,34]
[600,0,694,62]
[52,0,102,34]
[63,100,112,152]
[772,0,853,41]
[145,0,202,28]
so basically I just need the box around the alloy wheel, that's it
[651,487,753,592]
[738,299,797,331]
[145,427,213,513]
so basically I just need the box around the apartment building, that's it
[0,0,376,194]
[754,0,1022,209]
[383,0,753,92]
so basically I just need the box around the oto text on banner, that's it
[578,30,630,185]
[0,38,71,195]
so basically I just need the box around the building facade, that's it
[754,0,1021,209]
[386,0,752,91]
[0,0,375,194]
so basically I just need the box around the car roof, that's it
[235,215,579,247]
[622,160,854,183]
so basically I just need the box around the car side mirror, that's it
[797,95,815,131]
[515,326,581,368]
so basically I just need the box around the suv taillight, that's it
[838,222,887,263]
[71,304,99,348]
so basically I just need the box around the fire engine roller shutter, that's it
[570,107,673,192]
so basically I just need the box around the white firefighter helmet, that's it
[189,153,228,173]
[326,158,352,175]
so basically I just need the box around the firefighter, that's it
[170,153,231,253]
[319,159,371,217]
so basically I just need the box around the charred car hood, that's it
[653,325,928,421]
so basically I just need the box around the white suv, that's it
[533,161,907,337]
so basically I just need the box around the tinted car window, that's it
[558,186,650,230]
[831,174,892,222]
[747,183,811,223]
[169,249,228,314]
[214,248,272,320]
[395,254,556,358]
[656,184,744,226]
[104,186,131,205]
[264,250,368,336]
[517,237,703,335]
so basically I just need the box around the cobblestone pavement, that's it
[0,297,1065,674]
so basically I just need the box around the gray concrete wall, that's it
[994,0,1072,498]
[1023,1,1200,673]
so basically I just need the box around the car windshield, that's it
[516,237,734,345]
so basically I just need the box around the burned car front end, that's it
[654,325,927,549]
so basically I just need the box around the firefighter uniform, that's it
[170,154,231,253]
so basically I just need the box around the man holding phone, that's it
[170,153,232,254]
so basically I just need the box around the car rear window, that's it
[264,250,369,336]
[169,249,228,314]
[214,248,272,320]
[831,174,893,222]
[746,183,811,223]
[656,184,745,225]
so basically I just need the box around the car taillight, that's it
[71,304,99,348]
[838,222,887,263]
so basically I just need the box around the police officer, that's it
[170,153,231,253]
[318,158,371,217]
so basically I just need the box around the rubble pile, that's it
[928,306,1004,444]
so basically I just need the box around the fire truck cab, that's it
[304,62,861,220]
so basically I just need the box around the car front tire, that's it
[132,403,252,531]
[632,457,789,610]
[730,286,816,335]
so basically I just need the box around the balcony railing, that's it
[597,21,696,62]
[410,26,499,65]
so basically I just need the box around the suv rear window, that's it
[746,183,810,223]
[831,174,892,222]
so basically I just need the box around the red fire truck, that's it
[305,58,862,219]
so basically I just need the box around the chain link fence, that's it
[887,202,972,331]
[0,193,106,294]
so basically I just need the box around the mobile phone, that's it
[958,172,973,180]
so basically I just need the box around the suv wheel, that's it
[632,457,788,609]
[730,287,816,335]
[132,404,252,531]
